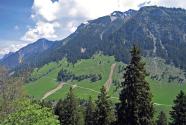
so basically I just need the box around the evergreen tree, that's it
[85,96,95,125]
[2,99,59,125]
[55,87,84,125]
[0,67,24,120]
[156,111,168,125]
[94,86,116,125]
[170,90,186,125]
[117,45,154,125]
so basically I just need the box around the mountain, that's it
[0,38,55,69]
[1,6,186,71]
[1,52,14,60]
[0,54,5,59]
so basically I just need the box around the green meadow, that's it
[25,54,186,118]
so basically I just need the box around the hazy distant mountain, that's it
[0,38,54,69]
[1,52,14,60]
[1,6,186,70]
[0,54,4,59]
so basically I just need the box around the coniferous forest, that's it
[1,1,186,124]
[1,46,186,125]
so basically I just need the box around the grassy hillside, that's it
[145,57,186,83]
[25,54,186,118]
[25,54,120,100]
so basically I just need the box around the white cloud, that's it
[33,0,186,21]
[0,42,27,56]
[22,21,60,42]
[0,0,184,58]
[32,0,60,21]
[22,0,186,43]
[155,0,186,9]
[138,1,151,8]
[22,0,87,42]
[73,0,141,19]
[2,0,186,58]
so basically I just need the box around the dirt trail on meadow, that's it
[41,82,64,100]
[40,66,172,107]
[104,63,116,92]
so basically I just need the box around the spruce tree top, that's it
[170,90,186,125]
[117,45,154,125]
[156,111,168,125]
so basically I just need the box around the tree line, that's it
[0,45,186,125]
[57,69,102,82]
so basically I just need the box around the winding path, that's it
[40,63,172,107]
[104,63,116,92]
[41,63,116,100]
[41,82,64,100]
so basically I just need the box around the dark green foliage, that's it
[1,99,59,125]
[168,75,184,84]
[57,69,102,82]
[94,86,116,125]
[156,111,168,125]
[55,87,84,125]
[32,99,53,109]
[0,67,24,120]
[170,90,186,125]
[90,74,102,82]
[57,69,74,82]
[117,45,154,125]
[85,97,95,125]
[28,67,55,83]
[118,65,125,73]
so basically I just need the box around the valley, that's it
[1,5,186,124]
[25,54,186,117]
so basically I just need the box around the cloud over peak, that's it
[22,21,60,42]
[2,0,186,58]
[22,0,186,43]
[0,42,27,57]
[32,0,60,22]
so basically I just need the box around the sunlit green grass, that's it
[25,54,186,119]
[25,54,116,99]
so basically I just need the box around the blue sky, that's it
[0,0,34,39]
[0,0,33,57]
[0,0,186,58]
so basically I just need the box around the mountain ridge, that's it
[1,6,186,71]
[0,38,55,69]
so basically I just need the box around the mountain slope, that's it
[111,6,186,68]
[31,6,186,70]
[1,6,186,71]
[25,54,186,118]
[30,9,137,65]
[0,38,55,69]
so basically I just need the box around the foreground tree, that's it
[94,86,116,125]
[0,67,24,120]
[117,45,154,125]
[156,111,168,125]
[85,96,95,125]
[170,90,186,125]
[1,99,59,125]
[55,87,84,125]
